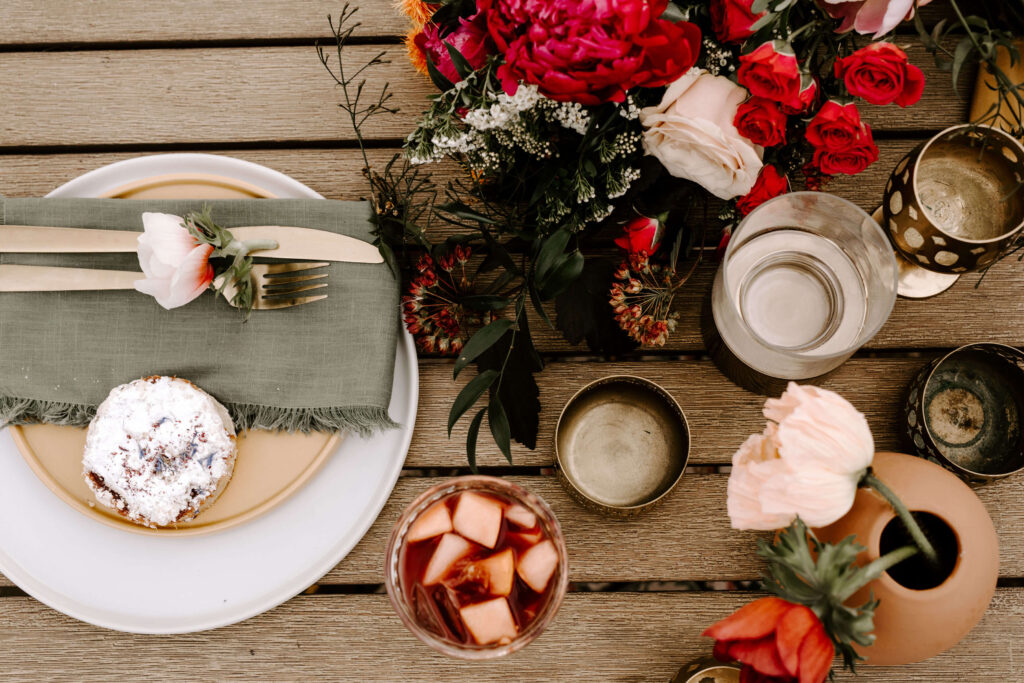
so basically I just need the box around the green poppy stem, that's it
[836,544,919,602]
[861,470,940,567]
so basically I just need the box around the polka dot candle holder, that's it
[884,124,1024,297]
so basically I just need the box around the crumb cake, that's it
[82,376,238,528]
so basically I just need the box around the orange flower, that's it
[405,27,429,76]
[703,597,834,683]
[397,0,435,27]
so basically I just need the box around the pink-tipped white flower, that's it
[134,212,214,309]
[727,383,874,530]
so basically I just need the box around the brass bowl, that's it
[903,343,1024,483]
[884,124,1024,274]
[671,656,740,683]
[554,376,689,517]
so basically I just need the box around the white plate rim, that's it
[0,153,418,633]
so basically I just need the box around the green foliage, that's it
[759,519,919,672]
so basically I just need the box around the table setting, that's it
[1,0,1024,680]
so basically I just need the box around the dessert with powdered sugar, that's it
[82,376,238,528]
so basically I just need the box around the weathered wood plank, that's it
[0,44,968,149]
[0,1,409,44]
[0,590,1020,681]
[0,1,961,46]
[2,462,1023,589]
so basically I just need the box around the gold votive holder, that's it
[554,376,689,518]
[670,655,741,682]
[884,124,1024,278]
[903,343,1024,484]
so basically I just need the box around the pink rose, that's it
[480,0,702,105]
[821,0,932,38]
[135,213,215,309]
[414,12,492,84]
[615,215,662,255]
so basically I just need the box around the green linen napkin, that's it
[0,198,399,436]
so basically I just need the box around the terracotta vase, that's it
[815,452,999,666]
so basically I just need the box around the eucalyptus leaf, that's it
[424,54,455,93]
[448,369,498,436]
[751,0,771,14]
[538,249,584,300]
[466,407,486,473]
[659,1,687,22]
[488,396,513,464]
[454,319,514,379]
[528,282,555,329]
[952,36,974,96]
[461,294,511,311]
[444,41,475,80]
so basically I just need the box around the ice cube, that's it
[423,533,473,586]
[517,539,558,593]
[407,501,453,543]
[459,597,518,645]
[452,491,503,549]
[504,504,537,529]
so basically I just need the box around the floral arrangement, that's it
[705,383,941,682]
[321,1,935,462]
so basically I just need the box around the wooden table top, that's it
[1,3,1022,680]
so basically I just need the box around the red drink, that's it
[385,476,568,659]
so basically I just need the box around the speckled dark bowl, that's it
[903,343,1024,483]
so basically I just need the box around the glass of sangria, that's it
[384,475,569,659]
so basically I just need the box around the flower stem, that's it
[861,470,940,567]
[835,544,918,602]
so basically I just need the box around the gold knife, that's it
[0,225,383,264]
[0,265,141,291]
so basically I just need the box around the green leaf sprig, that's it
[182,206,278,319]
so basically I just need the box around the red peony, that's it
[710,0,765,44]
[806,100,866,151]
[835,42,924,107]
[615,215,662,255]
[734,97,788,147]
[479,0,702,105]
[703,597,834,683]
[736,165,789,216]
[414,12,492,84]
[737,41,811,112]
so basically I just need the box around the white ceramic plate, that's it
[0,153,418,633]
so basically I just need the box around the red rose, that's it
[615,215,662,255]
[813,125,879,175]
[737,41,809,112]
[806,100,865,151]
[734,97,788,147]
[779,74,817,114]
[710,0,765,44]
[414,12,492,84]
[835,42,924,107]
[480,0,701,105]
[703,597,834,683]
[736,165,788,216]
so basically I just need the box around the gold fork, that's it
[0,262,330,310]
[215,261,330,310]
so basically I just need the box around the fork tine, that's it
[261,261,330,276]
[262,272,329,287]
[257,294,329,310]
[261,282,328,298]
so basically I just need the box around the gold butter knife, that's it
[0,265,140,291]
[0,225,382,264]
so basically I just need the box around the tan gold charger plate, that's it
[14,172,340,537]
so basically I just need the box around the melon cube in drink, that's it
[423,533,473,586]
[452,491,504,549]
[476,548,515,596]
[407,501,453,543]
[504,504,537,529]
[459,597,518,645]
[517,539,558,593]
